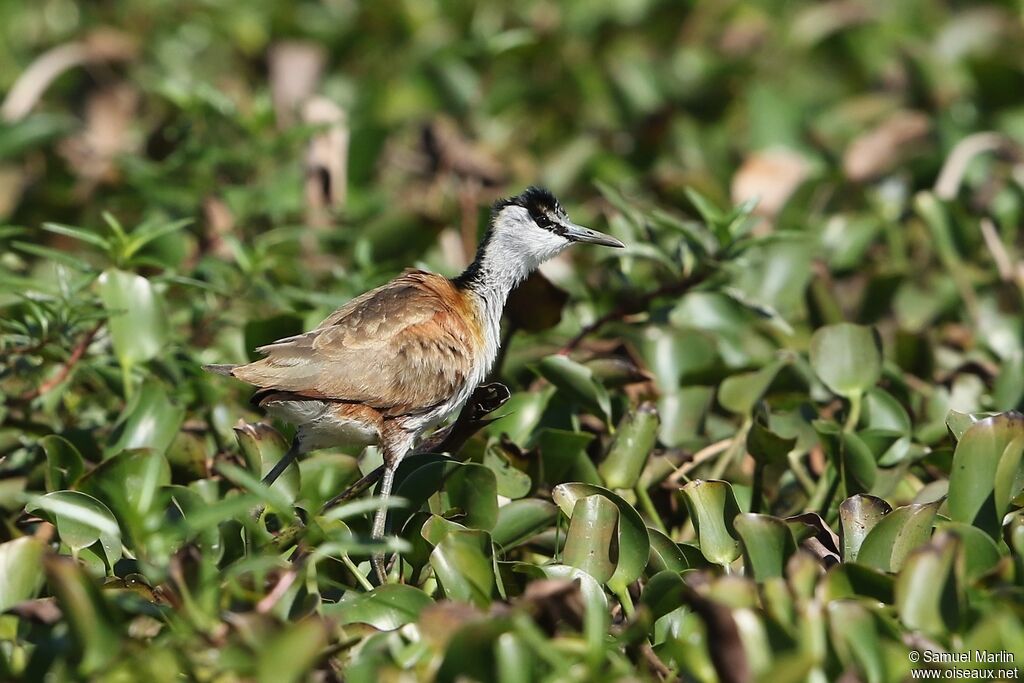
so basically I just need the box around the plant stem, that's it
[843,392,862,432]
[635,483,667,534]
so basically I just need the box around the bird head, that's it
[488,187,624,270]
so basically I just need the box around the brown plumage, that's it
[205,187,624,582]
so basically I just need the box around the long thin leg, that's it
[370,464,397,582]
[371,429,414,583]
[262,438,301,487]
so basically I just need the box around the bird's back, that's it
[224,270,484,417]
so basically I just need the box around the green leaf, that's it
[839,494,892,563]
[551,482,650,591]
[429,529,495,608]
[679,479,741,567]
[536,429,595,485]
[326,584,433,631]
[45,555,123,675]
[26,491,122,566]
[444,463,498,531]
[598,402,659,489]
[40,435,85,492]
[107,381,185,457]
[936,522,1001,580]
[562,494,619,584]
[491,499,557,550]
[948,412,1024,537]
[718,357,787,415]
[641,570,688,622]
[0,537,46,611]
[895,532,962,637]
[482,445,531,499]
[734,513,796,581]
[809,323,882,398]
[857,500,939,573]
[96,268,169,369]
[299,453,361,508]
[41,222,110,250]
[826,601,886,683]
[994,435,1024,517]
[256,619,329,683]
[815,421,877,494]
[77,449,171,528]
[646,527,692,575]
[537,355,611,420]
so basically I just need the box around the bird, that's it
[204,186,624,581]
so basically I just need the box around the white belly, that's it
[265,400,379,452]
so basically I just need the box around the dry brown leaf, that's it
[1,29,136,122]
[302,96,349,227]
[731,147,810,218]
[57,83,139,194]
[843,110,931,182]
[268,41,326,129]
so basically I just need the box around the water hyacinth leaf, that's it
[444,463,498,531]
[735,513,796,581]
[96,268,168,368]
[562,494,619,584]
[863,388,911,432]
[944,410,998,441]
[27,491,122,565]
[718,357,787,415]
[41,435,84,492]
[106,381,185,457]
[598,402,659,489]
[641,570,688,622]
[234,422,300,505]
[484,389,553,446]
[658,386,715,448]
[537,355,611,420]
[421,514,468,546]
[646,526,691,574]
[747,415,797,466]
[256,618,329,683]
[814,421,877,494]
[298,454,361,508]
[45,555,122,674]
[808,323,882,398]
[551,483,650,590]
[0,537,46,611]
[165,431,209,480]
[536,429,594,485]
[326,584,433,631]
[936,522,1001,580]
[429,529,495,608]
[482,445,531,499]
[826,600,886,683]
[491,499,558,550]
[895,533,962,637]
[839,494,892,563]
[642,326,719,390]
[993,435,1024,518]
[679,479,741,567]
[856,500,939,573]
[948,412,1024,537]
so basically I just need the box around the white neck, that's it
[454,207,569,378]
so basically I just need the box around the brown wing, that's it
[231,270,479,414]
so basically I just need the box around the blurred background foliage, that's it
[2,0,1024,681]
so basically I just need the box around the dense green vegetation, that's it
[3,1,1024,681]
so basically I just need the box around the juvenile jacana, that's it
[205,187,623,580]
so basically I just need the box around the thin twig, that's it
[19,322,103,401]
[665,438,732,486]
[560,271,709,353]
[256,569,299,613]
